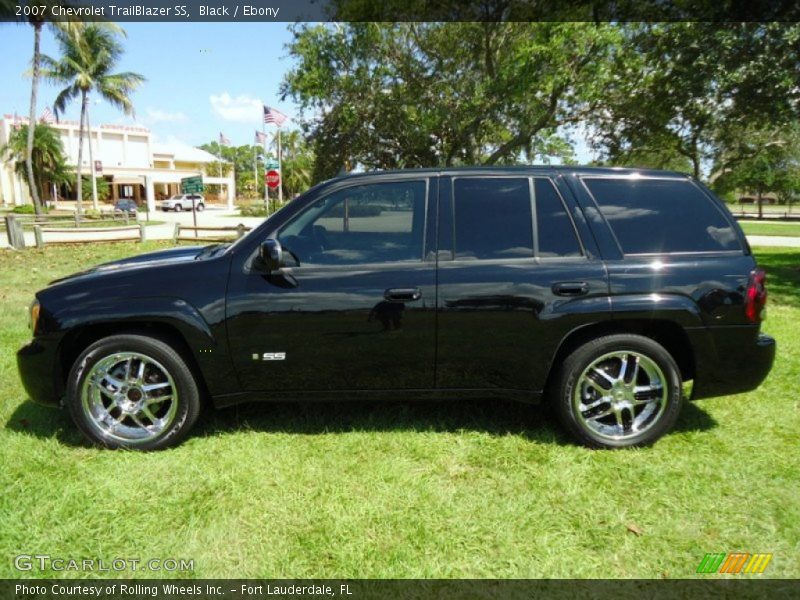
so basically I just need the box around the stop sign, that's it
[266,170,280,189]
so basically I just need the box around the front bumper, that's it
[17,338,62,407]
[692,332,776,400]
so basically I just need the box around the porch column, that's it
[145,176,155,213]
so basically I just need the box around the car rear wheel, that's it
[551,334,682,449]
[196,203,204,212]
[174,204,183,212]
[66,334,201,450]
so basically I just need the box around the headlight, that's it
[29,300,40,334]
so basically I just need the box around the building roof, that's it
[151,142,224,164]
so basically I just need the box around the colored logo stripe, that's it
[697,553,726,573]
[697,553,772,574]
[744,553,773,574]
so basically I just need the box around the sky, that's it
[0,22,300,148]
[0,21,593,162]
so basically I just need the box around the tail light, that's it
[745,269,767,323]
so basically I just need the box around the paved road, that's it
[747,235,800,248]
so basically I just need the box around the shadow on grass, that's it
[5,396,716,448]
[752,248,800,307]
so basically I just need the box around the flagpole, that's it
[262,121,269,212]
[252,137,258,200]
[277,126,283,205]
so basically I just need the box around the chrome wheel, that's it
[81,352,178,443]
[573,350,668,441]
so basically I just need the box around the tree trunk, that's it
[86,102,99,210]
[691,154,701,180]
[26,22,43,216]
[75,91,88,217]
[757,190,763,220]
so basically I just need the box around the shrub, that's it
[11,204,48,214]
[240,204,269,217]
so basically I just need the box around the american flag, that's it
[40,107,55,124]
[219,132,231,146]
[263,105,288,127]
[255,131,267,144]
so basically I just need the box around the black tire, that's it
[65,334,201,450]
[551,334,682,449]
[174,204,183,212]
[196,203,205,212]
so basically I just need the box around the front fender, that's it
[51,295,238,397]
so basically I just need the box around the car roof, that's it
[327,165,692,183]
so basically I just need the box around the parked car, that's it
[18,167,775,450]
[160,194,204,212]
[113,199,138,215]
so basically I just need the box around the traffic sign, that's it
[266,170,280,189]
[181,175,204,194]
[265,159,279,170]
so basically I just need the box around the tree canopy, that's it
[283,22,800,184]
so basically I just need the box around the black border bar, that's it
[3,579,800,600]
[3,0,800,22]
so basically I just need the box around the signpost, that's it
[180,176,204,238]
[266,170,281,189]
[265,159,280,170]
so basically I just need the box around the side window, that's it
[453,178,533,260]
[584,178,742,254]
[278,180,427,265]
[535,179,582,257]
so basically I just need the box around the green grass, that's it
[739,221,800,237]
[0,243,798,579]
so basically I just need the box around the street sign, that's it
[266,170,281,189]
[181,175,204,194]
[265,159,279,170]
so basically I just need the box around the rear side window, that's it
[535,179,582,257]
[584,178,741,254]
[453,178,533,259]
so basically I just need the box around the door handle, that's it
[552,282,589,297]
[384,288,422,302]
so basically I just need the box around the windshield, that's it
[169,195,183,200]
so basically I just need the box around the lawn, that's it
[0,243,798,579]
[739,220,800,237]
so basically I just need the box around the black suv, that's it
[17,167,775,450]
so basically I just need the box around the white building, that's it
[0,115,235,210]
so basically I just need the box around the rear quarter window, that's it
[583,178,742,254]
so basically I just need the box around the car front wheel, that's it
[174,204,183,212]
[66,334,201,450]
[552,334,682,449]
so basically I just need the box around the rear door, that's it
[435,173,610,393]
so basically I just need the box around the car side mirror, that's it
[258,239,283,271]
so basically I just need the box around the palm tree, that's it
[43,24,144,214]
[0,123,71,205]
[276,130,313,198]
[9,2,83,215]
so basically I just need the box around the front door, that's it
[226,176,437,392]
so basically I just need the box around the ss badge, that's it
[252,352,287,361]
